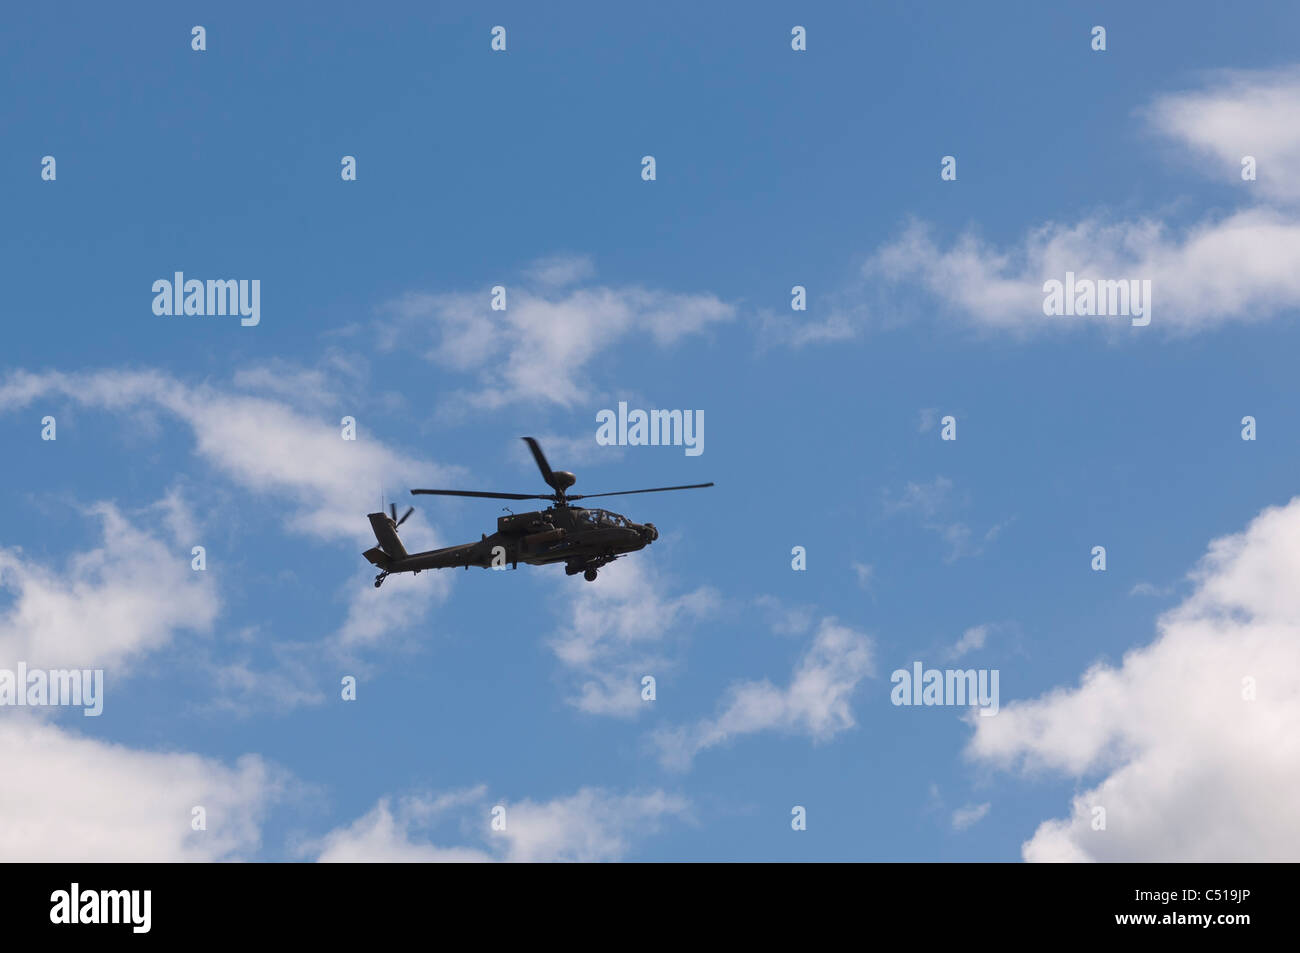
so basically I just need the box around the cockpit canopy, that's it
[576,508,631,528]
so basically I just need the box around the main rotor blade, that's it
[410,489,554,501]
[568,483,715,501]
[521,437,558,490]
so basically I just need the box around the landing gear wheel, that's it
[584,568,599,582]
[374,572,388,589]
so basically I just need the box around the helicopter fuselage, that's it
[365,435,707,586]
[364,505,658,584]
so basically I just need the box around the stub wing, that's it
[362,546,391,568]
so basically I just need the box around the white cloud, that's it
[152,486,200,546]
[869,67,1300,334]
[1145,66,1300,204]
[313,788,492,863]
[951,802,991,831]
[314,786,688,863]
[755,595,816,637]
[0,368,457,542]
[851,562,875,591]
[380,261,734,410]
[497,788,689,863]
[230,362,338,409]
[0,368,458,657]
[884,477,999,562]
[968,495,1300,861]
[945,625,989,661]
[209,645,329,715]
[523,253,597,288]
[886,476,958,519]
[334,558,448,649]
[655,617,874,769]
[871,209,1300,333]
[549,558,719,718]
[1129,581,1175,598]
[757,307,858,349]
[0,716,284,861]
[0,490,287,863]
[0,498,219,671]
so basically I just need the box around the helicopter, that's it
[363,437,713,587]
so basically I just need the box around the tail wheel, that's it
[583,568,598,582]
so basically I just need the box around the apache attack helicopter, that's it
[363,437,713,587]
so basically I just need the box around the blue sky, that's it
[3,1,1300,861]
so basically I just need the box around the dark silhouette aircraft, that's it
[363,437,712,587]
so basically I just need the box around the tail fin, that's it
[365,512,409,566]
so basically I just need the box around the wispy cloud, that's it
[654,617,874,770]
[944,625,990,661]
[378,258,734,412]
[549,558,719,718]
[313,786,688,863]
[0,496,218,671]
[951,802,991,831]
[0,368,458,542]
[851,562,875,591]
[866,67,1300,335]
[884,478,1004,563]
